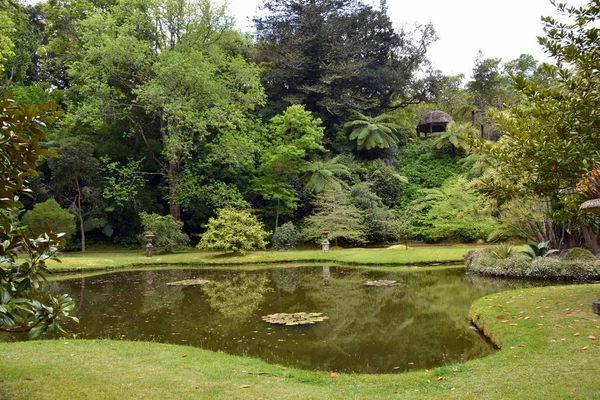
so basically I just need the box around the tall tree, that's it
[473,0,600,250]
[253,0,437,131]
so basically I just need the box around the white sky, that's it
[228,0,589,79]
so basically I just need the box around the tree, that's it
[430,122,477,157]
[251,105,325,228]
[198,208,270,254]
[344,112,401,151]
[21,199,76,242]
[473,1,600,250]
[0,93,78,338]
[301,188,368,246]
[48,140,101,252]
[300,155,351,194]
[253,0,437,131]
[139,212,190,253]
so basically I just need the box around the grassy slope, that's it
[1,284,599,399]
[47,246,481,272]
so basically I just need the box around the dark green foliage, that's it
[468,251,600,280]
[563,247,597,262]
[522,241,559,259]
[139,212,190,254]
[271,222,299,250]
[198,208,269,254]
[0,94,78,338]
[350,182,397,243]
[253,0,437,131]
[21,199,76,242]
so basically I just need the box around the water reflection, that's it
[1,266,551,373]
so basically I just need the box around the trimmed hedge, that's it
[467,251,600,280]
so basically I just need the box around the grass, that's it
[47,245,482,272]
[1,284,599,399]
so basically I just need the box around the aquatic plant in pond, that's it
[262,312,328,326]
[5,266,551,373]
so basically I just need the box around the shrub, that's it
[21,199,76,242]
[467,249,600,280]
[563,247,597,261]
[198,208,269,254]
[522,241,559,259]
[139,212,190,253]
[489,243,515,260]
[272,222,299,250]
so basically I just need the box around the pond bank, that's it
[1,284,598,399]
[46,246,482,273]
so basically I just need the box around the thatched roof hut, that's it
[416,110,454,137]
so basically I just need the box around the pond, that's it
[4,266,545,373]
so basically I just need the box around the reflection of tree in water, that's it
[202,272,272,328]
[269,267,301,294]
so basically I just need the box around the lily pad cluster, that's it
[261,312,328,326]
[364,280,398,287]
[167,279,210,286]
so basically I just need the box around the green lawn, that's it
[1,284,599,399]
[47,245,481,272]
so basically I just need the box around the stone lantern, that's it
[144,231,155,258]
[321,226,330,253]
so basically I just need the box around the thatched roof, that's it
[416,110,454,135]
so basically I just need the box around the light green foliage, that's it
[100,157,146,208]
[397,141,464,206]
[271,222,299,250]
[564,247,597,261]
[252,105,326,226]
[301,188,367,246]
[21,199,76,242]
[139,212,190,253]
[0,93,78,339]
[363,160,408,208]
[198,208,269,254]
[344,112,400,151]
[430,122,478,156]
[0,1,15,74]
[300,155,351,194]
[406,177,498,242]
[489,243,515,260]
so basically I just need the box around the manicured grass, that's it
[1,284,599,399]
[47,245,481,272]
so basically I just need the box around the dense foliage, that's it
[139,212,190,253]
[21,199,76,242]
[6,0,600,256]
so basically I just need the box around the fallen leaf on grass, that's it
[589,335,596,341]
[574,333,581,337]
[240,385,251,389]
[496,315,505,320]
[437,377,445,381]
[70,354,77,357]
[581,346,590,350]
[330,372,338,377]
[181,354,188,358]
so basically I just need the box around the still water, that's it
[12,266,541,373]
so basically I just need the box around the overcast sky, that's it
[228,0,589,79]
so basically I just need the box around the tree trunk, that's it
[168,160,181,221]
[580,222,599,253]
[78,212,86,253]
[274,199,280,231]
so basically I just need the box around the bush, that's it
[139,212,190,253]
[21,199,76,242]
[272,222,299,250]
[563,247,597,261]
[198,208,269,254]
[467,250,600,280]
[489,243,515,260]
